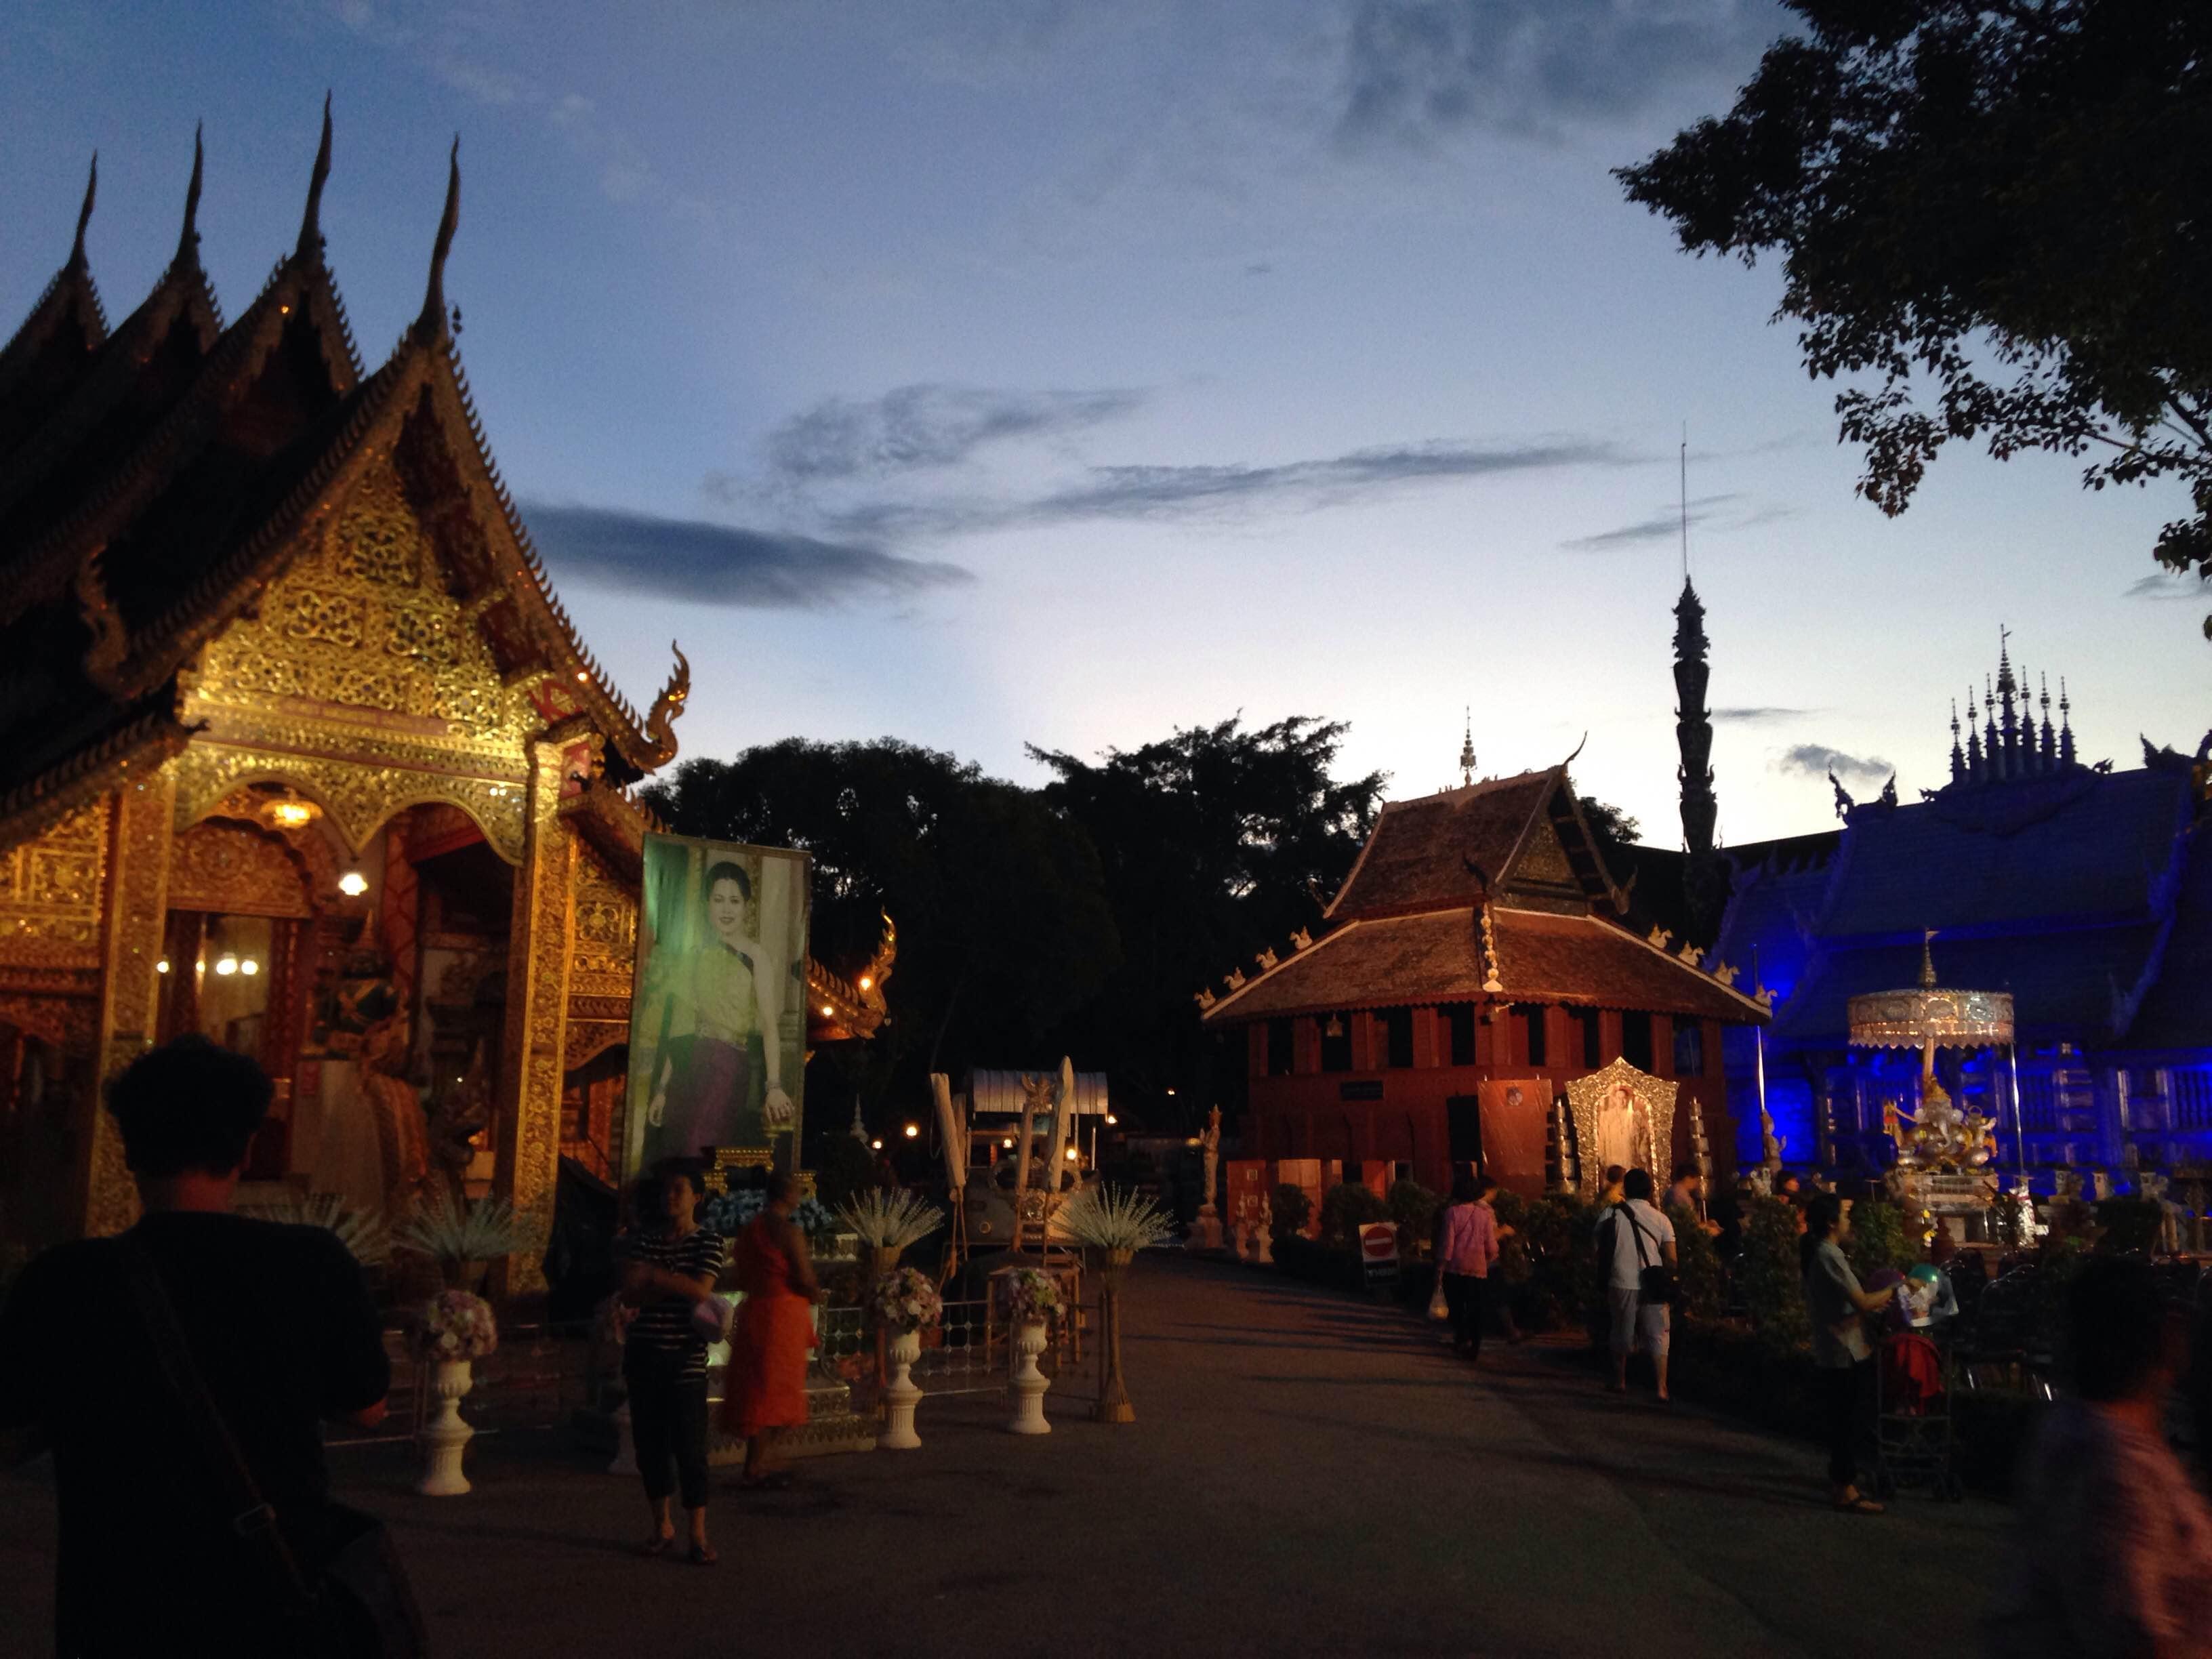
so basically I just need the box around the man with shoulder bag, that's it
[0,1036,425,1656]
[1597,1167,1678,1402]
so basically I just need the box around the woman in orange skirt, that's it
[718,1172,819,1488]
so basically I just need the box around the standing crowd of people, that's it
[0,1035,831,1655]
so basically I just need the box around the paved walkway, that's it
[1,1256,2008,1658]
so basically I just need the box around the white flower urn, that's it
[417,1358,476,1496]
[1006,1319,1052,1435]
[881,1328,924,1450]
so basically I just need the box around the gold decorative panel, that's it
[85,773,178,1237]
[173,743,527,865]
[194,462,536,740]
[0,802,108,966]
[569,839,636,1001]
[493,742,574,1296]
[167,821,315,919]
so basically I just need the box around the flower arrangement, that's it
[837,1188,945,1251]
[699,1186,843,1248]
[422,1289,499,1363]
[395,1191,522,1265]
[871,1266,944,1334]
[1054,1183,1178,1252]
[245,1193,391,1266]
[1002,1266,1061,1327]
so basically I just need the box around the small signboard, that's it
[1357,1221,1400,1284]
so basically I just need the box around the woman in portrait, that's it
[644,859,792,1161]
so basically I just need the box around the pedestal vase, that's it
[1092,1247,1136,1425]
[881,1328,924,1449]
[417,1359,476,1496]
[1006,1319,1052,1434]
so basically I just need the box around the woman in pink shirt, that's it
[1434,1174,1501,1361]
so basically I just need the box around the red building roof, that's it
[1203,905,1766,1024]
[1203,758,1765,1027]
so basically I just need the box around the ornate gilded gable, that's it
[0,802,108,965]
[190,459,533,742]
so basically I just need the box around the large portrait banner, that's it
[623,834,810,1181]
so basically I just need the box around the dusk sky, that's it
[6,1,2205,847]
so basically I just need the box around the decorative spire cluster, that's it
[1947,630,2077,787]
[1458,706,1476,789]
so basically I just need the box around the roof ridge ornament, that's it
[298,94,333,260]
[415,136,460,342]
[71,153,98,268]
[176,123,204,267]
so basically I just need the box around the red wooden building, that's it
[1199,761,1768,1195]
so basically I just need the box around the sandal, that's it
[689,1542,719,1566]
[1832,1495,1885,1515]
[638,1533,674,1558]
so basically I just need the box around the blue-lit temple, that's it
[1675,615,2212,1185]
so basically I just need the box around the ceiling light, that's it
[337,870,369,897]
[239,959,259,977]
[214,954,239,977]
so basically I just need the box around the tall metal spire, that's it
[1949,699,1965,783]
[1673,571,1721,935]
[1458,707,1475,788]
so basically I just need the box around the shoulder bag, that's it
[117,1234,427,1658]
[1620,1204,1681,1309]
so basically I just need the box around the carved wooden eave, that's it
[0,161,109,449]
[0,245,361,632]
[556,777,658,884]
[0,217,230,533]
[0,702,191,852]
[401,331,687,781]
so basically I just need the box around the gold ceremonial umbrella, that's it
[1847,932,2018,1170]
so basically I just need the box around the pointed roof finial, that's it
[70,153,98,268]
[176,123,204,266]
[1458,707,1476,788]
[297,93,333,260]
[415,136,461,341]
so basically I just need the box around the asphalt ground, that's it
[0,1254,2009,1658]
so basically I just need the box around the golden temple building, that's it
[0,119,890,1290]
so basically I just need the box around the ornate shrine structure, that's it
[1198,758,1768,1196]
[0,121,890,1286]
[1708,640,2212,1182]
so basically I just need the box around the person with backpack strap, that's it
[1598,1167,1678,1402]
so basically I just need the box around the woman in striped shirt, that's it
[617,1166,729,1565]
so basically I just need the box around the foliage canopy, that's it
[1619,0,2212,634]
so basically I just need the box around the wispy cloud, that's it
[1338,0,1784,148]
[2126,569,2205,601]
[327,2,712,225]
[1558,491,1797,552]
[1713,707,1809,724]
[822,436,1634,539]
[743,384,1146,491]
[523,503,974,611]
[1775,743,1891,786]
